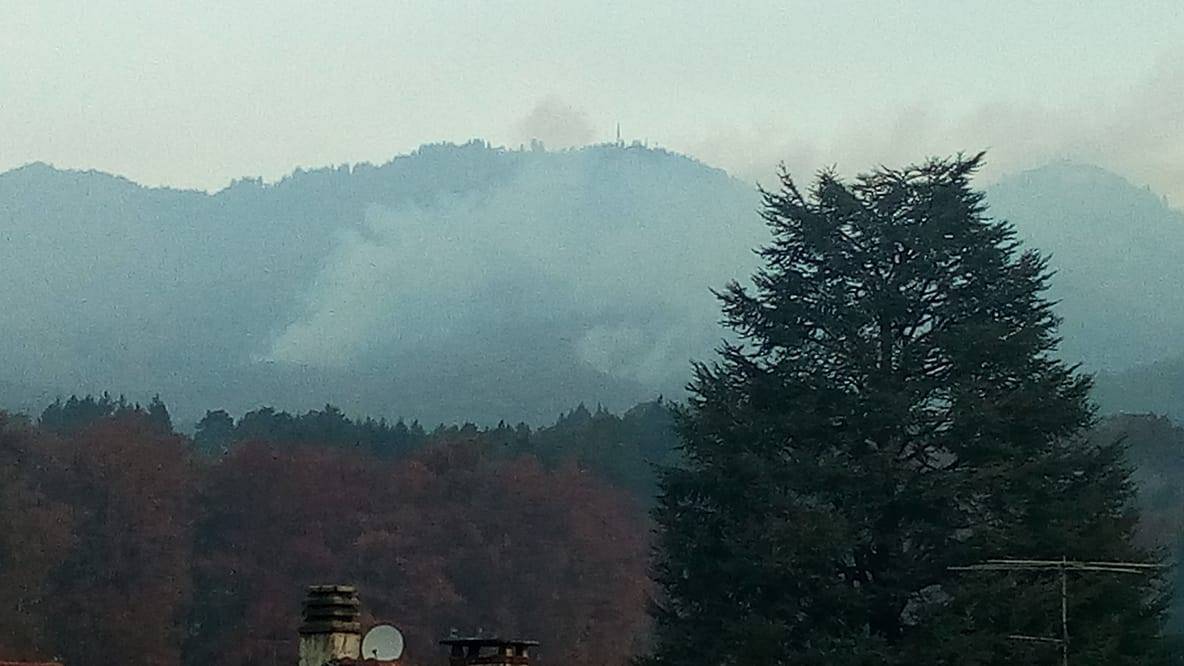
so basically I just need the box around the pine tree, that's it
[146,394,174,434]
[641,154,1167,665]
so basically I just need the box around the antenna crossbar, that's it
[948,555,1161,666]
[1008,634,1065,645]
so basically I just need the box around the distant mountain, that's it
[1094,359,1184,421]
[3,148,1181,425]
[0,142,763,426]
[986,162,1184,372]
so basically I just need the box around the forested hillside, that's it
[986,162,1184,373]
[0,143,761,427]
[4,146,1183,427]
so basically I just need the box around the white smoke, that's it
[268,148,763,393]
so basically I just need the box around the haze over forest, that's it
[2,143,1183,426]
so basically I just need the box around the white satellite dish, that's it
[362,624,405,660]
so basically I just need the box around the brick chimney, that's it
[299,585,362,666]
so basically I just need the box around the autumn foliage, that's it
[0,408,651,666]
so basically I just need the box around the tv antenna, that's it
[949,556,1162,666]
[361,624,405,661]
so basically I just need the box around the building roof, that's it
[439,637,539,648]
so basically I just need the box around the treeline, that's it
[39,393,679,498]
[0,395,678,666]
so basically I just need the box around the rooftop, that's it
[439,638,539,649]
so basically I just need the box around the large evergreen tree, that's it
[642,154,1167,665]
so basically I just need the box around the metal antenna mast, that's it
[949,557,1162,666]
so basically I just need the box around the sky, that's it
[3,1,1183,199]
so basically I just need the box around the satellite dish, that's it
[362,624,405,660]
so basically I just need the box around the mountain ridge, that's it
[0,141,761,426]
[3,144,1182,423]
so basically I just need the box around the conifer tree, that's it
[641,154,1167,665]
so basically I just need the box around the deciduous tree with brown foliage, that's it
[46,414,193,666]
[188,435,649,666]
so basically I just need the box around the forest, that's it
[0,395,675,665]
[3,393,1184,664]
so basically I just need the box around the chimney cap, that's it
[300,584,361,635]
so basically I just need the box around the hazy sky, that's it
[3,1,1183,198]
